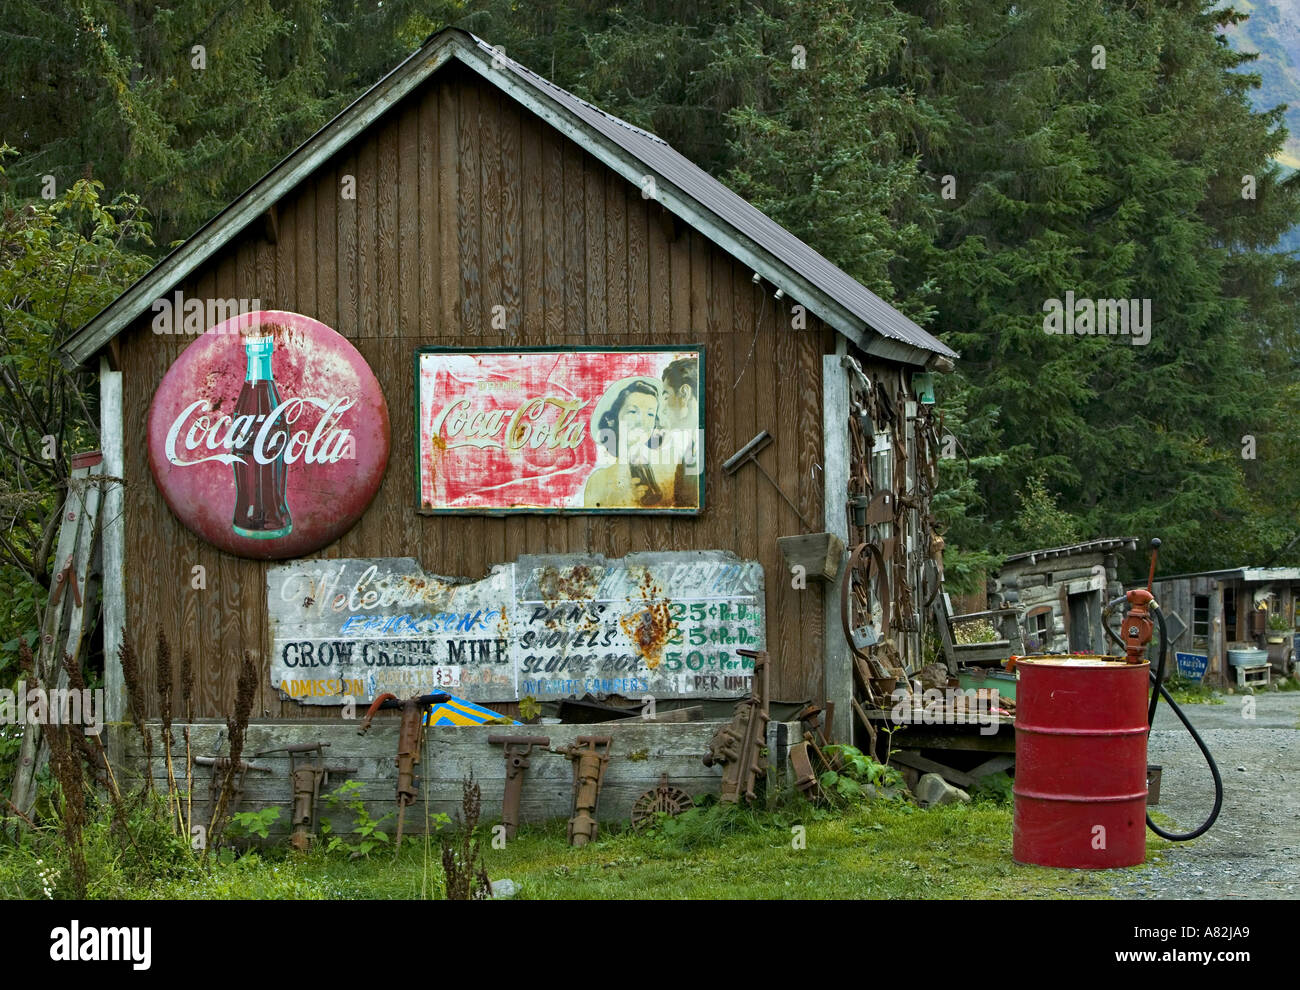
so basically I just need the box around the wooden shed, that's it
[1149,567,1300,685]
[47,29,957,828]
[992,538,1137,654]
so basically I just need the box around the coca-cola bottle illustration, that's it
[232,333,292,539]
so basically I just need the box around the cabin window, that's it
[1026,606,1052,650]
[870,430,893,542]
[1223,588,1236,640]
[1192,594,1210,645]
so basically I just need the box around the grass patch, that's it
[1,790,1179,900]
[1162,673,1224,706]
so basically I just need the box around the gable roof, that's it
[60,28,958,369]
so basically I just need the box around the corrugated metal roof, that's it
[60,28,956,366]
[1002,537,1138,565]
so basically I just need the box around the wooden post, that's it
[100,357,127,729]
[822,347,851,743]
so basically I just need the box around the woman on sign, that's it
[583,377,678,508]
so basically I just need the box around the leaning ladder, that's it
[8,453,106,818]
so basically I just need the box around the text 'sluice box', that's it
[268,551,764,704]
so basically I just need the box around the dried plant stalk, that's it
[117,629,152,797]
[206,652,257,853]
[155,627,183,833]
[441,774,491,900]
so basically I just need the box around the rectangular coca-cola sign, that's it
[415,347,703,513]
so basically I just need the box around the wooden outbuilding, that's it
[47,29,957,828]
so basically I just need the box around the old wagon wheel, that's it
[631,775,694,829]
[841,540,890,660]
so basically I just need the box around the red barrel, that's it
[1013,656,1149,868]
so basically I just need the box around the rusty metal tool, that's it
[630,774,693,829]
[703,648,770,803]
[487,735,550,839]
[553,736,611,846]
[255,742,356,851]
[358,691,451,849]
[722,431,814,529]
[195,755,271,815]
[788,742,818,795]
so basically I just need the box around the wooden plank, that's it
[605,168,627,339]
[356,133,378,336]
[100,356,127,726]
[215,251,244,718]
[626,182,647,339]
[418,80,439,340]
[584,154,607,335]
[457,76,482,339]
[235,239,267,717]
[118,718,802,832]
[519,108,544,346]
[772,284,802,701]
[377,106,400,339]
[500,97,529,561]
[296,177,317,321]
[734,264,760,626]
[188,268,218,715]
[798,324,826,698]
[561,139,586,556]
[500,93,523,341]
[396,107,424,574]
[397,98,419,342]
[315,160,337,331]
[891,750,977,789]
[481,86,505,341]
[438,77,459,337]
[541,120,565,343]
[823,350,851,736]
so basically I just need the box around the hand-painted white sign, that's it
[268,552,764,705]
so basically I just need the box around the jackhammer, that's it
[553,736,611,846]
[358,692,451,849]
[254,742,356,851]
[488,735,550,840]
[1101,538,1224,841]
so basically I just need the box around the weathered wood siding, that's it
[117,65,841,717]
[116,718,799,835]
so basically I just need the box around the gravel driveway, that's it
[1106,689,1300,899]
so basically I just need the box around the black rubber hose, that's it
[1102,600,1223,840]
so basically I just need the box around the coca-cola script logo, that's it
[147,311,390,559]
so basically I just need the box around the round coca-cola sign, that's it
[146,311,389,560]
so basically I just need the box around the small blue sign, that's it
[1175,652,1208,682]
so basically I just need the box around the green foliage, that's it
[319,780,392,857]
[226,807,282,842]
[1162,672,1226,706]
[1012,473,1081,550]
[818,744,905,805]
[971,772,1014,806]
[0,144,153,698]
[0,0,436,246]
[518,695,542,722]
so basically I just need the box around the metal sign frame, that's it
[413,345,705,516]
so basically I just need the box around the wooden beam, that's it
[823,348,851,742]
[890,750,977,789]
[100,357,126,728]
